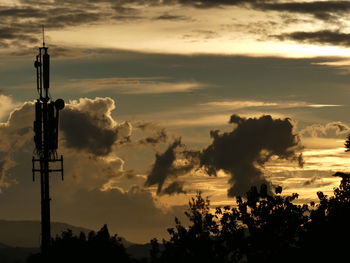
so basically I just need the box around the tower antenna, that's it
[32,30,65,258]
[42,25,45,47]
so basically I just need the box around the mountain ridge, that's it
[0,219,133,248]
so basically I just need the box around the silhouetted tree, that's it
[345,134,350,151]
[152,186,309,263]
[237,185,308,262]
[27,225,130,263]
[302,172,350,261]
[152,172,350,263]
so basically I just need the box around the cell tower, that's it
[32,27,65,256]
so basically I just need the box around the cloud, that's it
[139,128,168,145]
[0,97,132,187]
[61,97,131,156]
[259,1,350,22]
[274,30,350,48]
[161,181,186,195]
[301,122,350,138]
[144,114,304,197]
[201,100,278,108]
[132,121,169,145]
[199,114,303,196]
[0,4,108,50]
[201,100,342,110]
[0,96,184,243]
[145,139,181,193]
[182,30,219,41]
[302,176,333,188]
[50,185,184,243]
[145,138,195,194]
[0,94,20,122]
[57,78,203,94]
[154,14,190,21]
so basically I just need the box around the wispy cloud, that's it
[200,100,278,108]
[200,100,342,110]
[57,77,204,94]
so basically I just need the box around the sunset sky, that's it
[1,0,350,244]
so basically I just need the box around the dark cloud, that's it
[175,0,270,8]
[200,114,303,196]
[182,30,219,40]
[145,139,182,193]
[274,30,350,47]
[154,14,190,21]
[145,138,194,194]
[134,121,155,130]
[0,6,41,18]
[139,128,168,145]
[259,1,350,21]
[0,5,105,50]
[61,97,131,156]
[133,121,168,146]
[161,181,186,195]
[143,114,304,197]
[45,11,103,28]
[0,27,38,43]
[302,176,332,188]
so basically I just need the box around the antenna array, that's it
[32,27,65,256]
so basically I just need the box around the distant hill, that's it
[0,246,38,263]
[0,220,132,248]
[0,220,151,261]
[0,220,93,248]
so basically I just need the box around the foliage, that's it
[27,225,130,263]
[151,175,350,263]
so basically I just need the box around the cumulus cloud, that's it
[61,97,131,156]
[144,114,303,197]
[0,97,133,189]
[0,96,182,243]
[0,94,20,122]
[199,114,303,196]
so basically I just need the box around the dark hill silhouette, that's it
[0,220,93,247]
[0,245,38,263]
[0,220,150,262]
[0,220,133,248]
[0,242,10,249]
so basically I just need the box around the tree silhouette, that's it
[152,175,350,263]
[345,134,350,151]
[302,172,350,261]
[27,225,130,263]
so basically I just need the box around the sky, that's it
[1,0,350,244]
